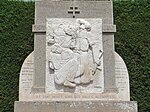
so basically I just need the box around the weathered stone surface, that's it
[15,0,138,111]
[19,52,33,100]
[32,24,116,33]
[14,101,137,112]
[35,1,113,24]
[115,52,130,101]
[33,0,117,92]
[46,18,104,92]
[19,51,129,101]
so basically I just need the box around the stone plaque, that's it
[46,18,104,93]
[19,52,33,101]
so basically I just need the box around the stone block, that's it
[14,101,137,112]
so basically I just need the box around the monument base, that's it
[14,101,137,112]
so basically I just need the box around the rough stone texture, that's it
[19,51,129,101]
[115,52,130,101]
[33,0,117,93]
[33,33,46,92]
[35,1,113,24]
[32,24,116,33]
[103,33,116,92]
[14,101,137,112]
[19,52,33,100]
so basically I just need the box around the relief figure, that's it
[48,19,103,88]
[49,44,78,87]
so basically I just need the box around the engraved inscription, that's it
[21,66,33,90]
[20,54,34,95]
[34,94,116,100]
[115,52,130,100]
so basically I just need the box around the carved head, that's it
[51,43,63,54]
[64,25,77,36]
[76,19,91,31]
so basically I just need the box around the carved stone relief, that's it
[46,19,103,92]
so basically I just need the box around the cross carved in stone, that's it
[68,6,80,18]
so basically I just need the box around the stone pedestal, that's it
[15,101,137,112]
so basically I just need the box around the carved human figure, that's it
[74,19,103,84]
[48,19,103,87]
[71,19,93,84]
[48,24,77,49]
[49,43,78,87]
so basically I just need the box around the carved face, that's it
[64,25,77,36]
[54,24,66,36]
[51,44,63,54]
[76,19,91,31]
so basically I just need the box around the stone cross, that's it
[68,6,80,18]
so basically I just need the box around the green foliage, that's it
[0,0,149,112]
[114,0,150,111]
[0,0,34,112]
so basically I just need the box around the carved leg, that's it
[80,52,93,84]
[54,59,77,86]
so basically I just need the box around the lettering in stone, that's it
[21,62,33,90]
[34,94,115,100]
[115,59,129,93]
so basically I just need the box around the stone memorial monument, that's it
[14,0,138,112]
